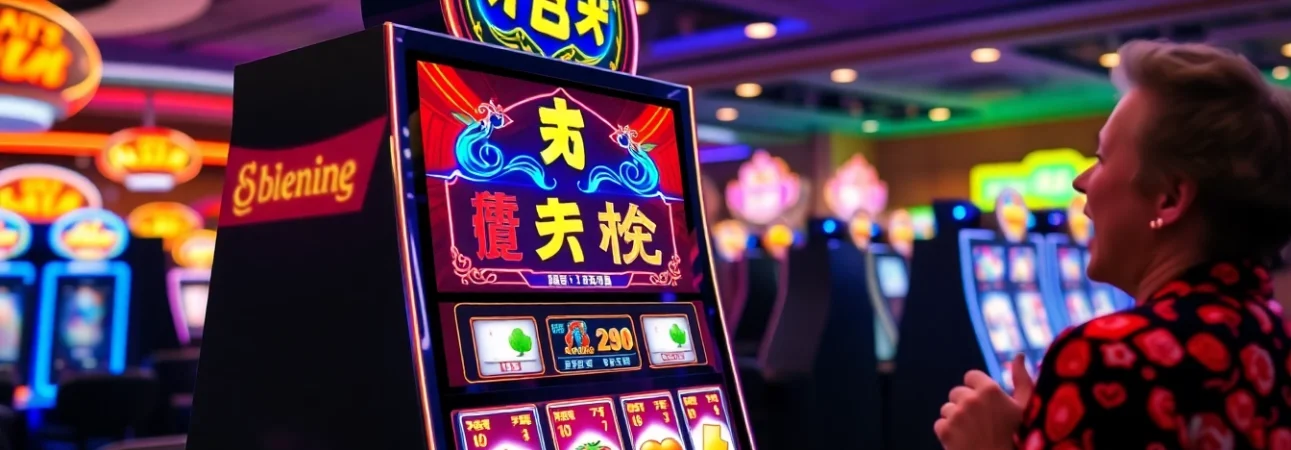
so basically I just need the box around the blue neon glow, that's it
[651,18,810,58]
[952,205,967,221]
[872,223,881,238]
[822,219,838,234]
[1027,214,1036,230]
[32,260,132,401]
[578,128,661,197]
[0,209,32,261]
[1048,212,1062,227]
[47,208,129,262]
[449,104,555,189]
[698,145,751,164]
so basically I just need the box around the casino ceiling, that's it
[61,0,1291,143]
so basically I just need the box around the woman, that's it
[934,40,1291,449]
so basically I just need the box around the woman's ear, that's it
[1156,176,1198,226]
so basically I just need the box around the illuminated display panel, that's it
[1043,235,1130,328]
[867,244,908,362]
[959,230,1062,392]
[417,61,696,293]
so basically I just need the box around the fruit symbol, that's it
[994,187,1029,243]
[564,320,591,349]
[725,150,800,226]
[824,153,888,221]
[701,424,730,450]
[576,440,610,450]
[668,323,687,348]
[640,438,684,450]
[508,328,532,357]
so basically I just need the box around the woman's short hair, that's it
[1113,39,1291,266]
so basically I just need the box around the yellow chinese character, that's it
[575,0,609,46]
[536,198,584,262]
[531,0,571,40]
[539,97,586,170]
[600,202,660,265]
[487,0,517,19]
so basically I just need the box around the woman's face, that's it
[1073,90,1159,291]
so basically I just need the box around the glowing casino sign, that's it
[888,209,914,258]
[98,127,203,192]
[48,208,128,261]
[418,61,694,291]
[127,202,203,249]
[0,208,32,261]
[725,150,800,226]
[824,154,887,221]
[711,219,749,263]
[0,164,102,224]
[441,0,638,73]
[0,0,101,131]
[171,229,216,269]
[970,148,1094,212]
[1068,194,1091,246]
[995,188,1030,244]
[849,210,873,251]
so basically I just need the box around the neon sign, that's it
[761,223,793,260]
[98,127,202,192]
[849,211,873,251]
[0,0,101,131]
[711,219,748,263]
[48,208,128,261]
[725,150,800,226]
[418,61,694,292]
[0,164,102,224]
[127,202,203,250]
[970,148,1094,211]
[171,229,216,269]
[441,0,638,73]
[0,208,32,261]
[824,154,887,221]
[219,117,384,227]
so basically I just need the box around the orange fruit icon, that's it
[640,438,683,450]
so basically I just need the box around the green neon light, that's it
[970,148,1093,211]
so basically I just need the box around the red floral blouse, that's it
[1017,260,1291,450]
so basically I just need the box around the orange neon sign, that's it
[0,163,101,224]
[127,202,203,250]
[0,0,100,127]
[171,229,215,269]
[99,127,202,192]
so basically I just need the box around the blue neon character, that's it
[450,101,555,189]
[578,125,659,196]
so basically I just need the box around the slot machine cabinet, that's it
[187,22,756,450]
[0,210,36,390]
[167,229,215,346]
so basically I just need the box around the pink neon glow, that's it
[166,267,209,346]
[824,154,888,221]
[724,150,800,226]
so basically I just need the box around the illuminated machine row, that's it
[186,1,754,449]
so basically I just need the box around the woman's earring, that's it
[1149,218,1164,229]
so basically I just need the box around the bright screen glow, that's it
[417,61,697,293]
[875,255,908,299]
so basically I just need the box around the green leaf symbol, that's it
[508,328,533,357]
[669,323,687,348]
[639,143,657,153]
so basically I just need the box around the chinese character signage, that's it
[0,164,102,224]
[418,61,695,292]
[441,0,638,73]
[0,0,100,131]
[98,127,203,192]
[970,148,1094,212]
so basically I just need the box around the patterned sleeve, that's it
[1018,312,1191,449]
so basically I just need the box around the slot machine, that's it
[889,189,1062,450]
[32,208,132,403]
[167,229,215,346]
[709,220,749,331]
[867,210,913,365]
[187,2,759,449]
[1041,195,1132,328]
[0,210,36,386]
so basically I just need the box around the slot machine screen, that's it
[180,281,210,338]
[412,55,740,450]
[0,284,23,363]
[53,277,115,376]
[874,253,908,321]
[963,236,1057,391]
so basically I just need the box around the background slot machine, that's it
[890,189,1062,450]
[32,208,132,403]
[0,210,35,388]
[708,220,749,331]
[167,229,215,346]
[866,210,913,365]
[1042,195,1132,327]
[186,3,756,449]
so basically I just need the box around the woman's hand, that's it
[935,353,1034,450]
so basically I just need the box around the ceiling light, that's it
[929,107,951,122]
[1283,43,1291,58]
[744,22,777,40]
[635,0,649,15]
[1275,66,1290,81]
[735,83,762,98]
[1099,52,1120,68]
[862,120,879,133]
[831,68,857,84]
[716,107,739,122]
[971,47,1001,63]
